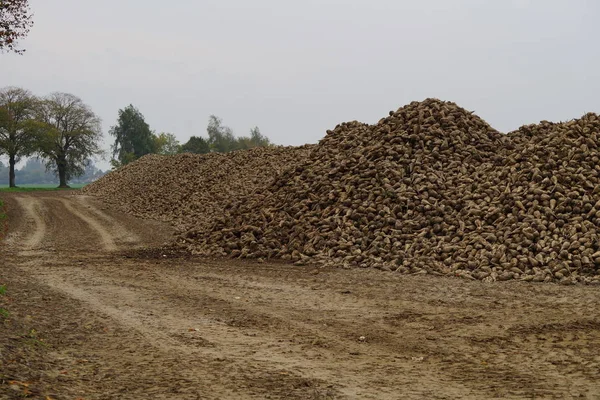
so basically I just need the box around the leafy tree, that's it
[180,136,210,154]
[0,0,33,54]
[207,115,237,153]
[179,117,272,154]
[69,159,106,184]
[34,93,103,188]
[236,127,271,150]
[110,105,154,166]
[0,87,37,187]
[109,152,136,170]
[249,127,271,147]
[153,132,180,155]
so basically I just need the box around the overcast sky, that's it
[2,0,599,170]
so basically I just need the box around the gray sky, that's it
[2,0,599,170]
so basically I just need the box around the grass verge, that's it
[0,183,86,192]
[0,285,8,319]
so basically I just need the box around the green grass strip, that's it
[0,184,85,192]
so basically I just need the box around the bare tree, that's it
[0,0,33,54]
[35,93,103,188]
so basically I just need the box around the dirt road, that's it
[1,192,600,399]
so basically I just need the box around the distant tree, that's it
[153,132,180,155]
[34,93,103,188]
[13,157,50,184]
[249,127,271,147]
[179,136,210,154]
[236,127,271,150]
[182,117,274,153]
[70,159,106,184]
[207,115,237,153]
[0,87,37,187]
[0,0,34,54]
[177,117,272,155]
[0,160,5,182]
[109,105,154,167]
[235,134,253,150]
[0,157,105,185]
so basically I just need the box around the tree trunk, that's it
[9,153,16,188]
[57,156,69,188]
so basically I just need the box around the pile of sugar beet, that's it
[83,146,314,226]
[84,99,600,284]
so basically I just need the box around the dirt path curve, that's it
[2,191,600,399]
[14,197,46,251]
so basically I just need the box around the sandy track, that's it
[1,192,600,399]
[11,197,46,251]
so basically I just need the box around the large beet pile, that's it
[179,99,600,284]
[82,146,314,229]
[84,98,600,283]
[183,99,505,266]
[489,114,600,283]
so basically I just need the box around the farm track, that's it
[1,191,600,399]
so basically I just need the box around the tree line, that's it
[0,158,105,185]
[110,105,271,168]
[0,87,273,188]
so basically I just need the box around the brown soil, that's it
[1,191,599,399]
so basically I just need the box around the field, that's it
[1,191,599,399]
[0,183,86,192]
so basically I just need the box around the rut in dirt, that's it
[4,193,157,255]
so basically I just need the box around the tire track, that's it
[58,198,117,251]
[75,196,140,245]
[23,260,488,400]
[18,258,343,399]
[7,195,129,254]
[13,196,46,252]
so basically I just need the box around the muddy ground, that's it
[1,191,599,399]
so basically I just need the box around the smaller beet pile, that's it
[82,145,314,231]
